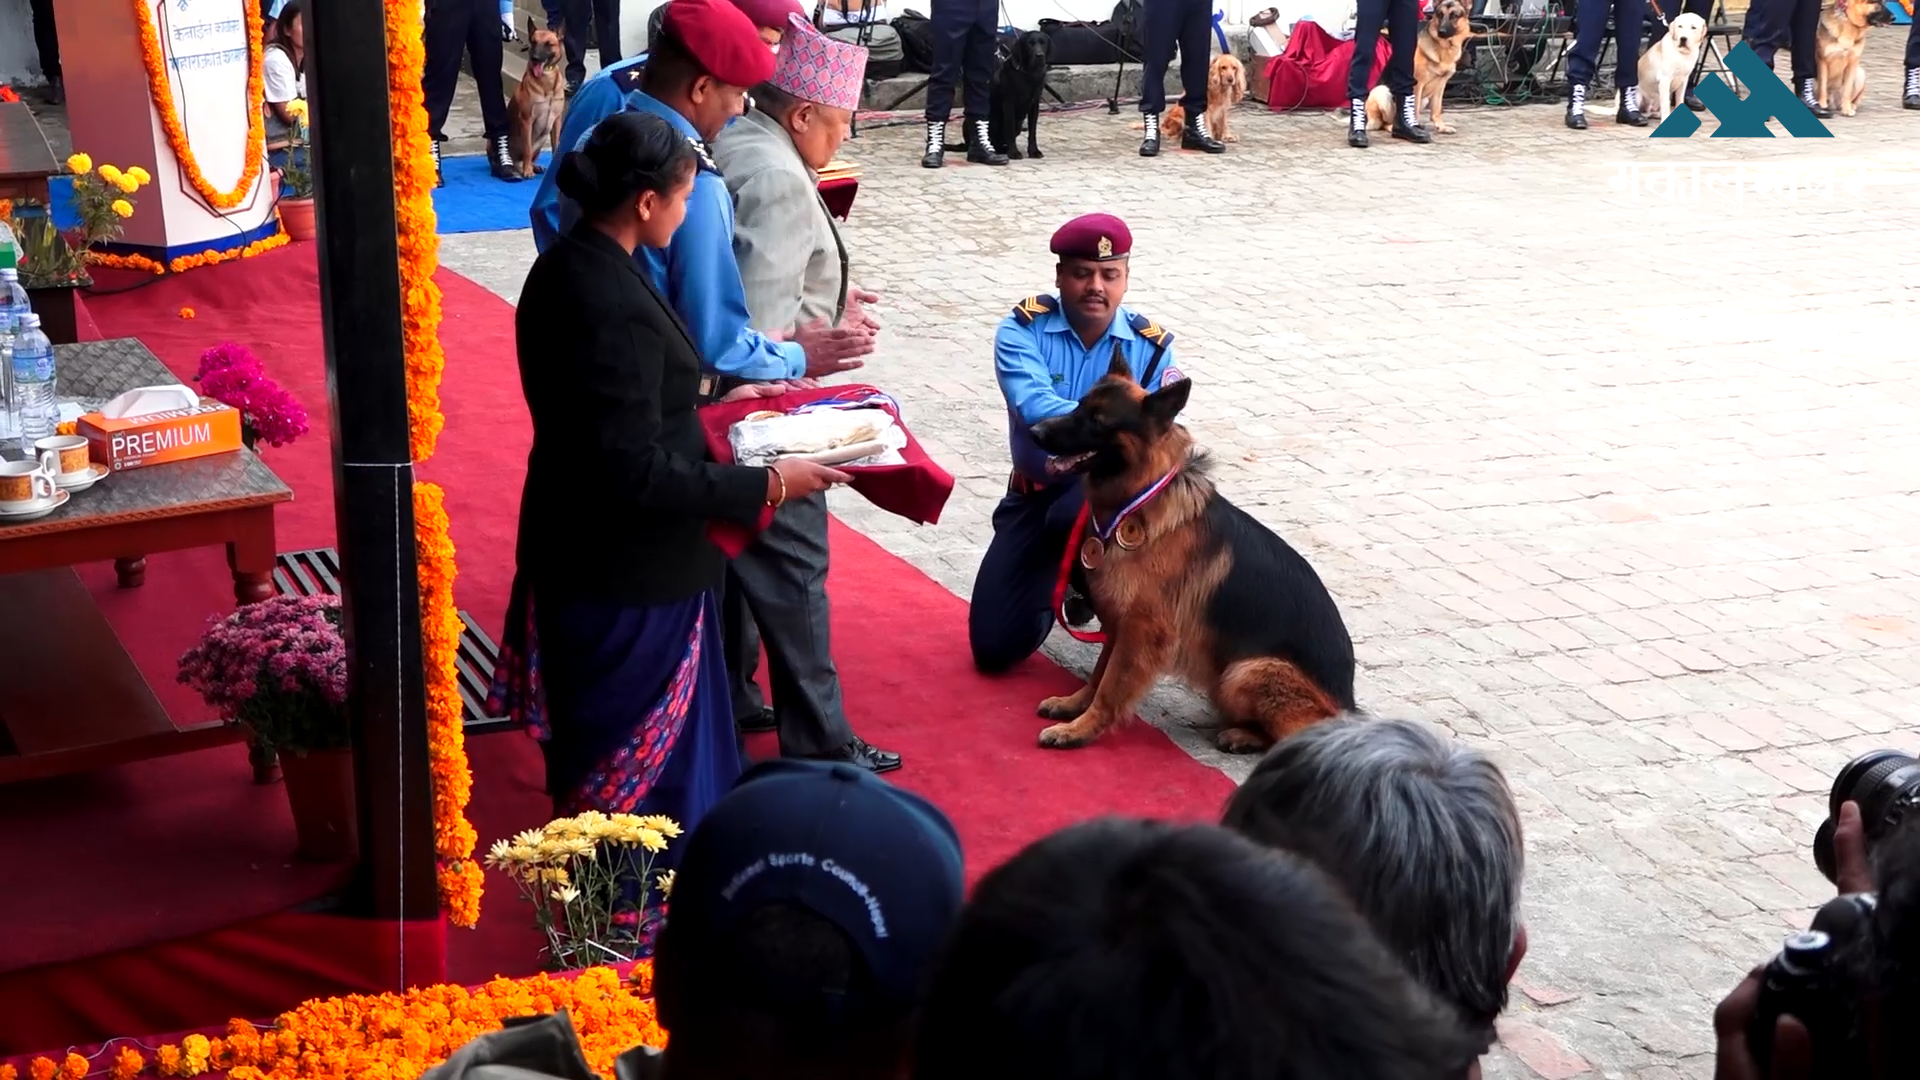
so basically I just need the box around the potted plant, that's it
[178,594,357,863]
[193,343,312,453]
[3,153,150,343]
[277,102,316,242]
[485,812,682,970]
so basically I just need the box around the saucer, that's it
[53,463,109,492]
[0,488,71,521]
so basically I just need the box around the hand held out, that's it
[767,458,851,505]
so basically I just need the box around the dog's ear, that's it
[528,16,537,39]
[1142,376,1192,425]
[1108,342,1136,381]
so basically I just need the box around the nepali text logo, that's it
[1650,43,1833,139]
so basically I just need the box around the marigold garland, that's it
[13,966,666,1080]
[89,251,168,275]
[133,0,267,211]
[414,482,480,928]
[386,0,447,464]
[168,223,289,274]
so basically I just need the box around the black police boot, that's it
[1906,67,1920,109]
[1182,109,1226,152]
[488,133,520,181]
[1140,112,1162,156]
[1392,92,1431,143]
[1685,74,1705,111]
[565,76,582,98]
[430,138,445,188]
[1347,97,1369,148]
[1566,82,1589,129]
[1063,590,1097,628]
[965,115,1008,165]
[921,119,947,168]
[1617,85,1647,126]
[1799,76,1833,118]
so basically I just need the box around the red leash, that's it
[1051,501,1107,644]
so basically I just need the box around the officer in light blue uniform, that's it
[969,213,1185,674]
[530,53,650,252]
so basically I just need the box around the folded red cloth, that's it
[698,384,957,557]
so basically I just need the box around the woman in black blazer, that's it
[488,112,846,925]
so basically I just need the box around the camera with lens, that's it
[1745,750,1920,1075]
[1812,750,1920,886]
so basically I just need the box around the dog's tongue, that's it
[530,61,544,78]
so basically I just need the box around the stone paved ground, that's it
[438,37,1920,1079]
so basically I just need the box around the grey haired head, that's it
[1222,715,1525,1035]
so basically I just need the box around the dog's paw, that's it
[1215,727,1271,755]
[1038,722,1091,749]
[1028,147,1043,159]
[533,163,546,174]
[1006,147,1024,160]
[1037,694,1083,720]
[1224,132,1239,142]
[1436,122,1456,135]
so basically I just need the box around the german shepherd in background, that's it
[1817,0,1895,117]
[1028,350,1356,753]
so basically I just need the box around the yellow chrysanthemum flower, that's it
[66,152,92,175]
[636,814,683,838]
[636,827,667,854]
[110,199,134,218]
[115,173,139,194]
[286,98,308,122]
[127,165,151,186]
[655,869,675,899]
[99,163,123,184]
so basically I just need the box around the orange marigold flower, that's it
[58,1055,87,1080]
[27,1060,54,1080]
[179,307,195,319]
[154,1046,180,1076]
[108,1047,143,1080]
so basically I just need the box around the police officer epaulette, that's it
[1127,311,1173,350]
[611,62,647,94]
[684,135,721,175]
[1010,294,1058,326]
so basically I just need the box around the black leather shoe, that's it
[1391,93,1431,143]
[1181,111,1226,152]
[964,116,1008,166]
[1906,68,1920,109]
[1347,98,1369,148]
[1685,90,1705,111]
[1566,83,1589,130]
[921,120,946,168]
[1617,86,1647,126]
[806,737,902,774]
[1140,112,1162,156]
[1063,590,1096,628]
[737,707,777,734]
[1799,77,1833,118]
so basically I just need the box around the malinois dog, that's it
[1028,349,1356,753]
[508,20,567,178]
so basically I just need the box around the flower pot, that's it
[280,197,317,242]
[280,746,358,862]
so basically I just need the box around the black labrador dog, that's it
[989,30,1050,159]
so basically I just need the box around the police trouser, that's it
[1568,0,1648,89]
[721,491,857,758]
[969,480,1086,674]
[926,0,997,122]
[1141,0,1214,115]
[424,0,510,141]
[1741,0,1819,82]
[28,0,59,81]
[1907,10,1920,70]
[1348,0,1418,100]
[562,0,622,87]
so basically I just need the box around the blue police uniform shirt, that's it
[526,61,804,382]
[995,294,1183,483]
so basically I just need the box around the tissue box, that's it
[77,400,244,472]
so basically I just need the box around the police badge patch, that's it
[1161,366,1186,385]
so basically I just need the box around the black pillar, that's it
[302,0,442,980]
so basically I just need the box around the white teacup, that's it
[0,459,57,509]
[34,434,93,481]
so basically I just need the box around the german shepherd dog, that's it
[1817,0,1895,117]
[507,20,567,178]
[1028,350,1356,753]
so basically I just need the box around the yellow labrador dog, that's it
[1638,13,1706,120]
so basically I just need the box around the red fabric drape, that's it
[1264,21,1391,112]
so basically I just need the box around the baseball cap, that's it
[653,759,965,1027]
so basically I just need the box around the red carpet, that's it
[2,246,1236,1041]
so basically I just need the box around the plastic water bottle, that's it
[0,265,24,449]
[12,313,56,451]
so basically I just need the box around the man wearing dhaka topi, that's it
[709,14,898,773]
[969,214,1186,675]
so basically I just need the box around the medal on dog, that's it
[1080,536,1106,570]
[1115,518,1146,550]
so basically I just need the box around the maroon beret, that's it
[663,0,777,88]
[1049,213,1132,261]
[730,0,806,30]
